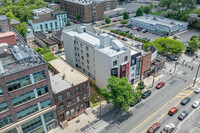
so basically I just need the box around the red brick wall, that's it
[140,53,152,80]
[0,33,17,46]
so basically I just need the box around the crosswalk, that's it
[175,71,189,77]
[193,77,200,83]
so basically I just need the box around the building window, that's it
[60,114,65,121]
[0,87,3,95]
[43,111,54,123]
[86,53,89,58]
[80,43,83,48]
[81,104,84,109]
[59,104,64,110]
[146,58,147,62]
[74,40,76,44]
[0,101,8,113]
[149,57,151,61]
[50,23,53,29]
[21,116,42,133]
[131,73,134,77]
[87,59,89,64]
[145,65,146,69]
[11,90,35,106]
[4,25,8,31]
[132,67,134,70]
[40,25,43,31]
[40,99,51,109]
[84,92,87,98]
[0,115,13,129]
[81,50,83,54]
[124,56,128,61]
[81,56,84,60]
[55,22,57,28]
[76,96,80,102]
[58,95,62,101]
[68,100,72,106]
[66,91,71,98]
[17,104,38,119]
[37,85,48,96]
[113,60,117,66]
[77,106,80,112]
[76,87,79,92]
[131,59,135,65]
[45,24,48,30]
[33,70,46,83]
[86,46,89,51]
[87,66,89,70]
[83,84,87,89]
[6,75,31,92]
[71,108,75,115]
[66,111,70,118]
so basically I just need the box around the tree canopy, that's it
[123,11,129,19]
[143,6,151,14]
[136,8,143,16]
[120,19,129,24]
[187,38,199,54]
[105,17,111,24]
[14,23,28,37]
[152,37,185,55]
[100,76,139,110]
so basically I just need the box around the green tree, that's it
[136,8,143,16]
[123,11,129,19]
[143,42,152,51]
[2,0,12,6]
[143,6,151,14]
[35,0,46,7]
[150,3,153,9]
[105,17,111,24]
[76,13,80,21]
[154,5,158,8]
[181,0,196,9]
[100,76,138,110]
[15,0,25,6]
[169,3,181,11]
[136,81,146,92]
[116,11,121,16]
[120,19,129,24]
[5,11,20,22]
[187,38,199,54]
[14,23,27,37]
[159,0,174,8]
[152,37,184,55]
[190,35,198,41]
[54,0,60,4]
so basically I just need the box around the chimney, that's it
[62,73,66,80]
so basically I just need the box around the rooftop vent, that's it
[152,16,157,20]
[14,45,20,53]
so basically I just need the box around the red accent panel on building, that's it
[120,65,123,78]
[0,32,17,46]
[126,62,129,80]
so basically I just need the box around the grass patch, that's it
[90,94,100,108]
[99,23,119,29]
[90,82,104,108]
[150,11,165,16]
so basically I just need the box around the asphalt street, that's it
[85,56,200,133]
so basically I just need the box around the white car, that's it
[194,86,200,93]
[192,99,200,108]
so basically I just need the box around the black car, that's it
[130,98,141,107]
[181,97,191,105]
[142,90,151,99]
[101,23,106,25]
[124,30,129,33]
[112,34,117,37]
[178,111,188,120]
[122,38,128,41]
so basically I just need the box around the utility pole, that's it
[193,63,200,87]
[152,68,156,87]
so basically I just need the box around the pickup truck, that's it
[160,123,175,133]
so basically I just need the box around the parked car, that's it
[135,34,141,38]
[101,23,106,25]
[136,27,140,30]
[117,36,121,39]
[142,29,147,33]
[192,99,200,108]
[109,15,114,18]
[92,22,96,25]
[124,30,129,33]
[130,98,141,107]
[142,90,151,99]
[128,33,133,36]
[178,111,188,120]
[118,18,122,21]
[114,14,118,17]
[147,123,161,133]
[168,107,179,116]
[112,34,117,37]
[122,38,128,41]
[194,86,200,94]
[143,38,150,41]
[181,97,191,105]
[156,81,165,89]
[160,123,175,133]
[102,31,106,33]
[55,49,62,54]
[169,55,178,61]
[112,20,117,23]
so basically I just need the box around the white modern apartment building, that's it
[62,26,141,88]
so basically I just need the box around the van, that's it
[168,107,179,116]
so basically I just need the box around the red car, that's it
[168,107,179,116]
[136,27,140,30]
[147,122,161,133]
[112,20,117,22]
[117,36,121,39]
[156,81,165,89]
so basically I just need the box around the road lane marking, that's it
[143,101,182,133]
[129,85,192,133]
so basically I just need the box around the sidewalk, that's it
[49,101,113,133]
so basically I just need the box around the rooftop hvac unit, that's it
[14,45,20,53]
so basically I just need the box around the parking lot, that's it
[177,29,200,42]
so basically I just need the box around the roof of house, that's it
[49,58,88,86]
[0,32,16,38]
[49,72,72,94]
[10,19,20,25]
[0,15,8,21]
[32,17,56,24]
[34,32,46,40]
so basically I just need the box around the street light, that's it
[97,96,102,120]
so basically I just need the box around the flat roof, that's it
[0,30,45,78]
[63,0,93,5]
[49,72,72,94]
[66,30,100,46]
[32,17,56,24]
[131,49,139,55]
[132,15,188,28]
[49,59,88,86]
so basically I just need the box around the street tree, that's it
[187,38,199,54]
[143,6,151,14]
[116,11,121,16]
[149,3,153,9]
[2,0,12,6]
[15,0,25,6]
[152,37,185,55]
[190,35,198,41]
[123,11,129,19]
[100,76,138,110]
[136,8,143,16]
[105,17,111,24]
[14,23,27,37]
[136,81,146,92]
[5,11,20,22]
[158,0,174,8]
[169,3,181,11]
[76,13,80,21]
[181,0,196,9]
